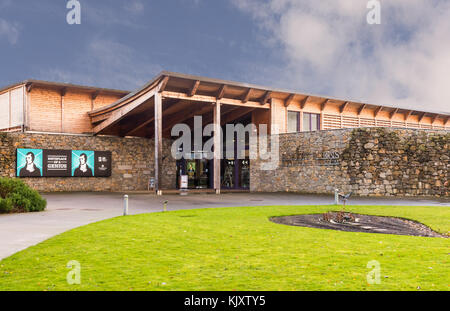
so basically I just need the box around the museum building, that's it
[0,71,449,196]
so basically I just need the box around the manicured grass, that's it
[0,205,449,291]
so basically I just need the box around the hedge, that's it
[0,178,47,213]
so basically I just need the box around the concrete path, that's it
[0,192,448,260]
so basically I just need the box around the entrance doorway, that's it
[221,159,250,190]
[177,158,210,189]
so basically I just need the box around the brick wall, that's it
[0,132,176,192]
[251,128,450,197]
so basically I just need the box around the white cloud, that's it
[124,0,145,15]
[0,18,19,45]
[232,0,450,113]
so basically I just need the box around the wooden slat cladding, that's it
[29,88,62,132]
[28,86,124,134]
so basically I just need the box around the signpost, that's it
[180,175,188,195]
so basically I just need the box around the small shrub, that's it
[0,178,46,214]
[0,198,13,213]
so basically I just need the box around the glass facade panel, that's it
[222,159,235,188]
[239,159,250,189]
[287,111,299,133]
[303,113,321,132]
[311,114,318,131]
[303,113,311,132]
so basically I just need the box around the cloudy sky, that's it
[0,0,449,113]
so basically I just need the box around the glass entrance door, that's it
[179,159,210,189]
[221,159,250,190]
[239,159,250,189]
[221,159,235,189]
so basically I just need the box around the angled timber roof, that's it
[89,71,450,119]
[0,79,130,96]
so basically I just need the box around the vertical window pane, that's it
[303,113,311,131]
[288,111,299,133]
[311,114,318,131]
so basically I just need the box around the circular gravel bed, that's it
[271,212,448,238]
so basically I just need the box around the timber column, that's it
[154,92,163,195]
[213,101,221,194]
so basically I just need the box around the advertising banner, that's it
[16,149,112,178]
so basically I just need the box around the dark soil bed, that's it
[271,212,448,238]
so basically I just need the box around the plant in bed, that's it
[0,178,46,214]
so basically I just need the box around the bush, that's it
[0,178,46,214]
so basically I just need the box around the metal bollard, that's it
[334,189,339,205]
[123,195,129,216]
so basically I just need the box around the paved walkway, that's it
[0,192,448,260]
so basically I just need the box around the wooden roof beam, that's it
[91,90,100,100]
[189,80,200,97]
[161,91,270,109]
[431,114,439,125]
[418,112,427,123]
[284,94,295,108]
[26,82,33,93]
[374,106,383,118]
[300,96,309,109]
[404,110,413,121]
[158,76,170,93]
[126,100,186,136]
[221,107,256,125]
[163,103,214,136]
[320,99,329,112]
[358,104,367,116]
[340,101,349,114]
[242,88,253,103]
[217,84,226,100]
[126,115,155,136]
[261,91,272,105]
[390,108,399,119]
[93,88,157,134]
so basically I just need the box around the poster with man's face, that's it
[72,150,95,177]
[16,149,43,177]
[16,149,111,178]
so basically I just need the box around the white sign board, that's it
[180,175,188,189]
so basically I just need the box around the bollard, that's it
[163,200,168,212]
[334,189,339,205]
[123,195,129,216]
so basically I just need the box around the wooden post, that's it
[8,90,11,129]
[213,101,221,194]
[22,85,26,132]
[154,92,163,195]
[299,111,304,132]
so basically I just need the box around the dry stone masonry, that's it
[251,128,449,197]
[0,132,176,192]
[0,128,448,197]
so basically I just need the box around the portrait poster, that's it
[71,150,95,177]
[16,149,43,177]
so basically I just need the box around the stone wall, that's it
[251,128,449,197]
[0,132,176,192]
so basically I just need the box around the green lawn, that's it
[0,205,449,291]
